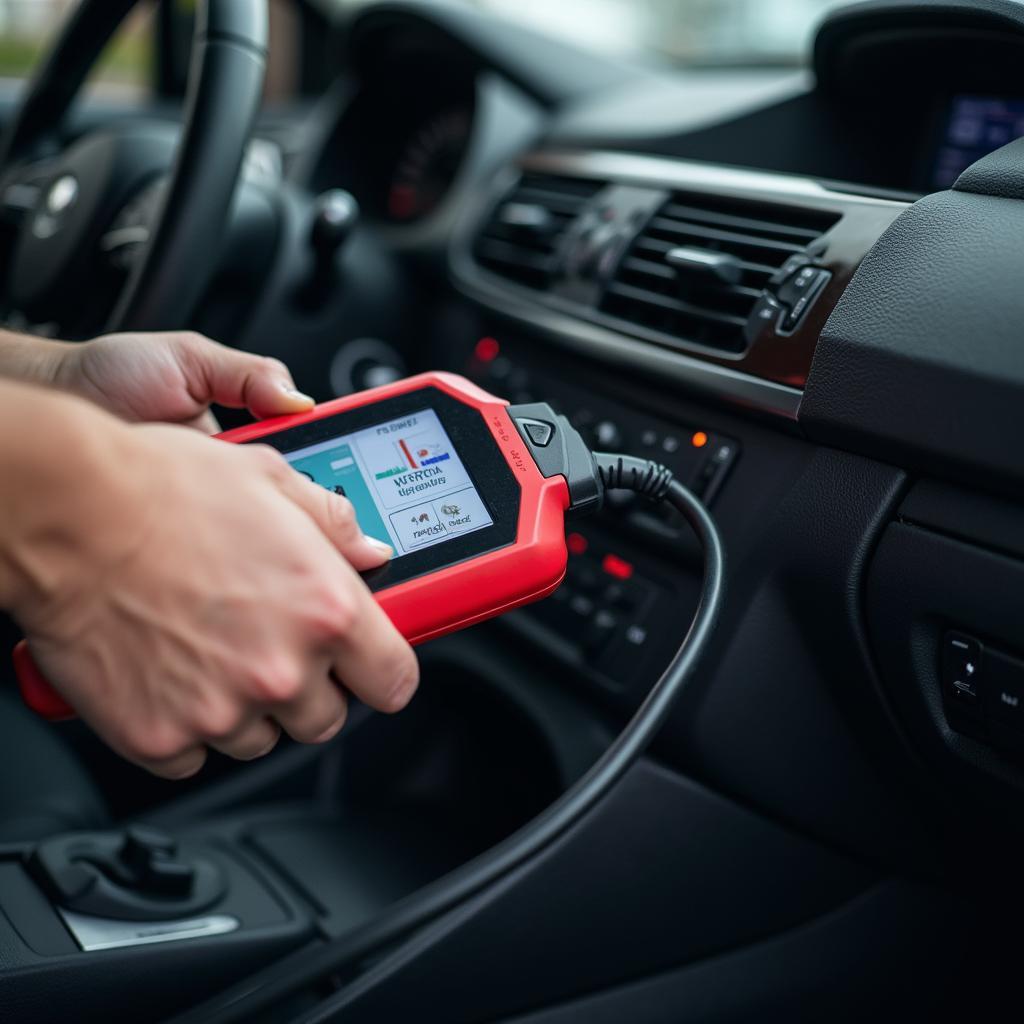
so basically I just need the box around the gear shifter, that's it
[294,188,359,310]
[29,825,225,921]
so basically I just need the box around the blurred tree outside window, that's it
[0,1,304,104]
[0,0,155,95]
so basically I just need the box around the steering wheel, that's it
[0,0,267,337]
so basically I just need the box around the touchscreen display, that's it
[282,407,494,557]
[933,95,1024,188]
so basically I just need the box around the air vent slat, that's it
[646,217,806,259]
[476,238,553,270]
[473,172,604,290]
[605,282,747,329]
[660,202,826,243]
[631,238,776,280]
[481,220,569,253]
[620,256,674,281]
[621,256,761,300]
[510,188,591,216]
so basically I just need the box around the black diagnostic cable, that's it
[169,450,725,1024]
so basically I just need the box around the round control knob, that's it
[593,419,623,450]
[330,338,406,396]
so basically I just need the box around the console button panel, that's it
[512,519,700,701]
[744,255,832,342]
[464,336,735,704]
[471,345,739,509]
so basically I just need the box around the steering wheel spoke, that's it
[0,157,57,227]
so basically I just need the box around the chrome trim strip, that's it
[519,150,910,209]
[450,149,910,421]
[59,909,239,952]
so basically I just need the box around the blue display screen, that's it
[284,407,493,557]
[933,95,1024,188]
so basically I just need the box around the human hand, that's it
[51,330,314,431]
[8,405,418,779]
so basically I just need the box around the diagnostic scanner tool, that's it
[14,372,603,720]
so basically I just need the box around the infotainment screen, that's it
[932,95,1024,188]
[283,407,494,556]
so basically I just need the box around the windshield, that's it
[339,0,851,68]
[0,0,849,99]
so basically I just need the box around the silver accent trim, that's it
[665,246,743,284]
[46,174,78,215]
[100,226,151,251]
[450,149,911,421]
[517,150,909,210]
[59,909,239,952]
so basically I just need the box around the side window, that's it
[158,0,336,106]
[0,0,155,98]
[0,1,332,106]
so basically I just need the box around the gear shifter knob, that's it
[311,189,358,261]
[296,190,359,310]
[29,826,224,921]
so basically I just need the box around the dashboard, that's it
[246,0,1024,946]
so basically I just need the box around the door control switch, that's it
[941,631,983,721]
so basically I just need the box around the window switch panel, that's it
[941,631,983,713]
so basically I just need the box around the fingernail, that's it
[365,536,393,557]
[278,380,314,403]
[386,673,419,713]
[311,715,347,745]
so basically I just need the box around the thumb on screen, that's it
[276,466,394,572]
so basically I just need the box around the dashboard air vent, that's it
[474,173,604,289]
[602,193,840,352]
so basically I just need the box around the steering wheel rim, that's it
[0,0,268,334]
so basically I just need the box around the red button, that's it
[601,553,634,580]
[474,337,500,362]
[567,532,589,556]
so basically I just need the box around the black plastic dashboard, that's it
[302,0,1024,866]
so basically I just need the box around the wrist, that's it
[0,382,141,621]
[0,329,74,389]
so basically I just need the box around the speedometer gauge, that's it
[387,107,473,222]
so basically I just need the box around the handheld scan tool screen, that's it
[281,408,494,557]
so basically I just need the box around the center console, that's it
[0,644,594,1023]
